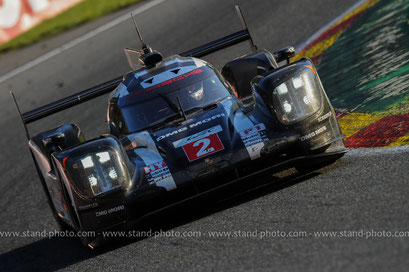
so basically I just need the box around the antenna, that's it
[131,13,144,46]
[129,13,162,68]
[10,91,30,140]
[235,5,257,51]
[130,13,152,54]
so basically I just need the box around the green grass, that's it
[375,96,409,116]
[0,0,143,53]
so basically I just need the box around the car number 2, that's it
[182,134,224,162]
[194,138,215,157]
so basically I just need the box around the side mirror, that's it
[241,84,258,112]
[274,46,295,64]
[43,131,65,152]
[241,94,256,109]
[108,121,121,138]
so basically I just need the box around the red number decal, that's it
[182,134,224,162]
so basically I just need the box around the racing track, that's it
[1,0,409,271]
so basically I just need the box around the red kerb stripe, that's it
[345,114,409,147]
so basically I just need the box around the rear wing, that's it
[11,6,256,138]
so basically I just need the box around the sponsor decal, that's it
[318,111,332,122]
[96,205,125,217]
[143,160,174,187]
[239,123,266,138]
[131,68,204,96]
[143,160,166,174]
[78,203,98,211]
[172,125,224,162]
[239,123,268,160]
[188,114,225,128]
[301,126,327,141]
[156,113,225,142]
[156,127,188,142]
[129,131,177,191]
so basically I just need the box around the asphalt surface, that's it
[1,0,408,271]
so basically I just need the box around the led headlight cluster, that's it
[272,68,321,125]
[62,140,132,197]
[80,151,124,196]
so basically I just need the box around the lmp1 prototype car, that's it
[12,7,346,247]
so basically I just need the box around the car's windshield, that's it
[120,70,233,133]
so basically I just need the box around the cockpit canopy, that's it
[108,56,235,135]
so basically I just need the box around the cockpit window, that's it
[118,67,234,133]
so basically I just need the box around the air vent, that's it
[171,69,180,74]
[144,78,154,84]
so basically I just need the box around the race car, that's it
[12,7,347,248]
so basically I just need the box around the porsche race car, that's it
[12,7,347,247]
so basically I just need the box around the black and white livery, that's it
[12,7,347,247]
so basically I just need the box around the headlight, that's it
[61,138,132,197]
[272,68,321,125]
